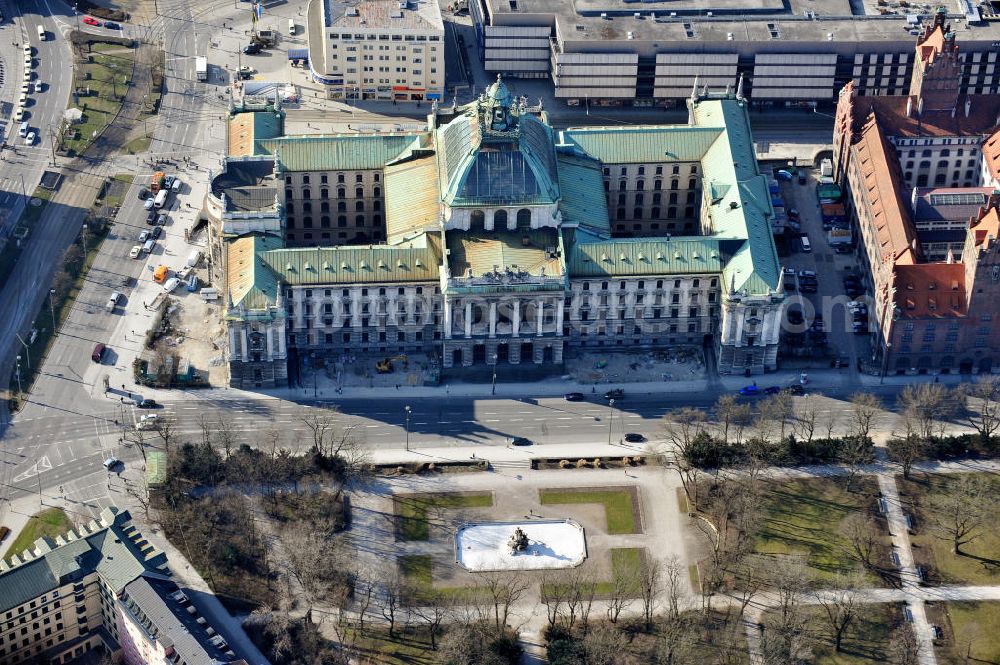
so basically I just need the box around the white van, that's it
[186,249,202,268]
[153,189,168,209]
[171,178,182,193]
[37,25,45,40]
[288,19,296,35]
[800,235,812,252]
[142,239,155,254]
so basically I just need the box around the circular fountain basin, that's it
[455,519,587,572]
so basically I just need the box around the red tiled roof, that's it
[854,115,919,266]
[852,95,1000,138]
[984,128,1000,182]
[969,201,1000,248]
[893,263,967,318]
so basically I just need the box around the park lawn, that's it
[809,603,903,664]
[938,601,1000,665]
[539,488,637,534]
[540,547,644,598]
[398,555,474,603]
[63,42,134,155]
[4,508,73,558]
[754,477,886,585]
[394,492,492,541]
[350,626,437,665]
[899,473,1000,586]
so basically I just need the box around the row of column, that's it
[448,298,565,340]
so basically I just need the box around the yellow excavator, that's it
[376,354,408,373]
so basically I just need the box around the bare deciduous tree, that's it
[887,434,925,479]
[564,567,598,632]
[377,565,405,638]
[815,574,865,652]
[639,558,662,631]
[841,513,882,573]
[962,377,1000,448]
[887,625,921,665]
[478,571,529,631]
[761,392,796,441]
[795,395,820,445]
[849,392,882,442]
[409,589,452,649]
[929,475,994,555]
[582,623,630,665]
[660,407,709,507]
[761,561,814,665]
[605,557,635,624]
[898,383,956,442]
[663,554,684,622]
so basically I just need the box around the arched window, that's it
[321,201,330,213]
[355,215,365,226]
[618,180,627,191]
[670,180,679,190]
[285,189,293,200]
[516,208,532,229]
[654,180,662,190]
[286,203,294,214]
[320,189,329,199]
[303,202,312,213]
[338,188,346,199]
[494,209,508,228]
[337,215,347,227]
[633,207,643,219]
[302,189,311,199]
[668,207,677,219]
[470,210,486,231]
[688,178,696,189]
[356,187,364,198]
[651,207,660,219]
[321,216,330,228]
[373,201,381,211]
[636,180,644,191]
[338,202,347,212]
[355,201,365,211]
[373,186,381,197]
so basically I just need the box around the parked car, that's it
[144,198,155,210]
[624,433,645,443]
[137,414,160,430]
[103,457,122,470]
[786,384,806,396]
[511,437,532,446]
[138,187,149,200]
[156,213,168,225]
[136,399,159,409]
[104,21,121,29]
[243,43,261,54]
[92,342,106,363]
[604,388,624,400]
[798,269,817,278]
[776,169,793,182]
[564,392,584,401]
[129,245,142,259]
[763,386,782,395]
[24,131,35,145]
[739,385,759,396]
[138,231,149,242]
[82,16,101,26]
[151,226,162,239]
[163,277,181,292]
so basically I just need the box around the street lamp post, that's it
[79,223,89,254]
[48,289,56,331]
[404,405,411,451]
[607,398,615,446]
[15,356,22,395]
[490,353,497,395]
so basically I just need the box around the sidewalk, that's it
[141,364,973,405]
[368,441,646,467]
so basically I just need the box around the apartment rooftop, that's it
[487,0,1000,44]
[325,0,443,32]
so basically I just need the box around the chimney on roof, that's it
[965,97,971,118]
[906,96,913,118]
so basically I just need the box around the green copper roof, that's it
[257,134,421,171]
[226,233,285,312]
[693,98,781,295]
[556,152,611,235]
[559,126,724,165]
[260,238,441,285]
[567,232,723,278]
[437,111,560,207]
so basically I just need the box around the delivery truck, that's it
[153,189,168,209]
[196,56,207,81]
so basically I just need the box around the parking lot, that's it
[770,163,869,371]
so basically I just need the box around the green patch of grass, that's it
[102,174,135,208]
[4,508,73,558]
[809,603,902,664]
[754,477,886,585]
[394,492,492,541]
[539,488,638,534]
[123,135,152,155]
[349,626,437,665]
[938,601,1000,664]
[541,547,645,598]
[398,555,474,603]
[61,41,135,155]
[900,473,1000,586]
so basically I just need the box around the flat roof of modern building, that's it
[484,0,1000,45]
[325,0,443,32]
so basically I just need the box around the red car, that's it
[82,16,101,26]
